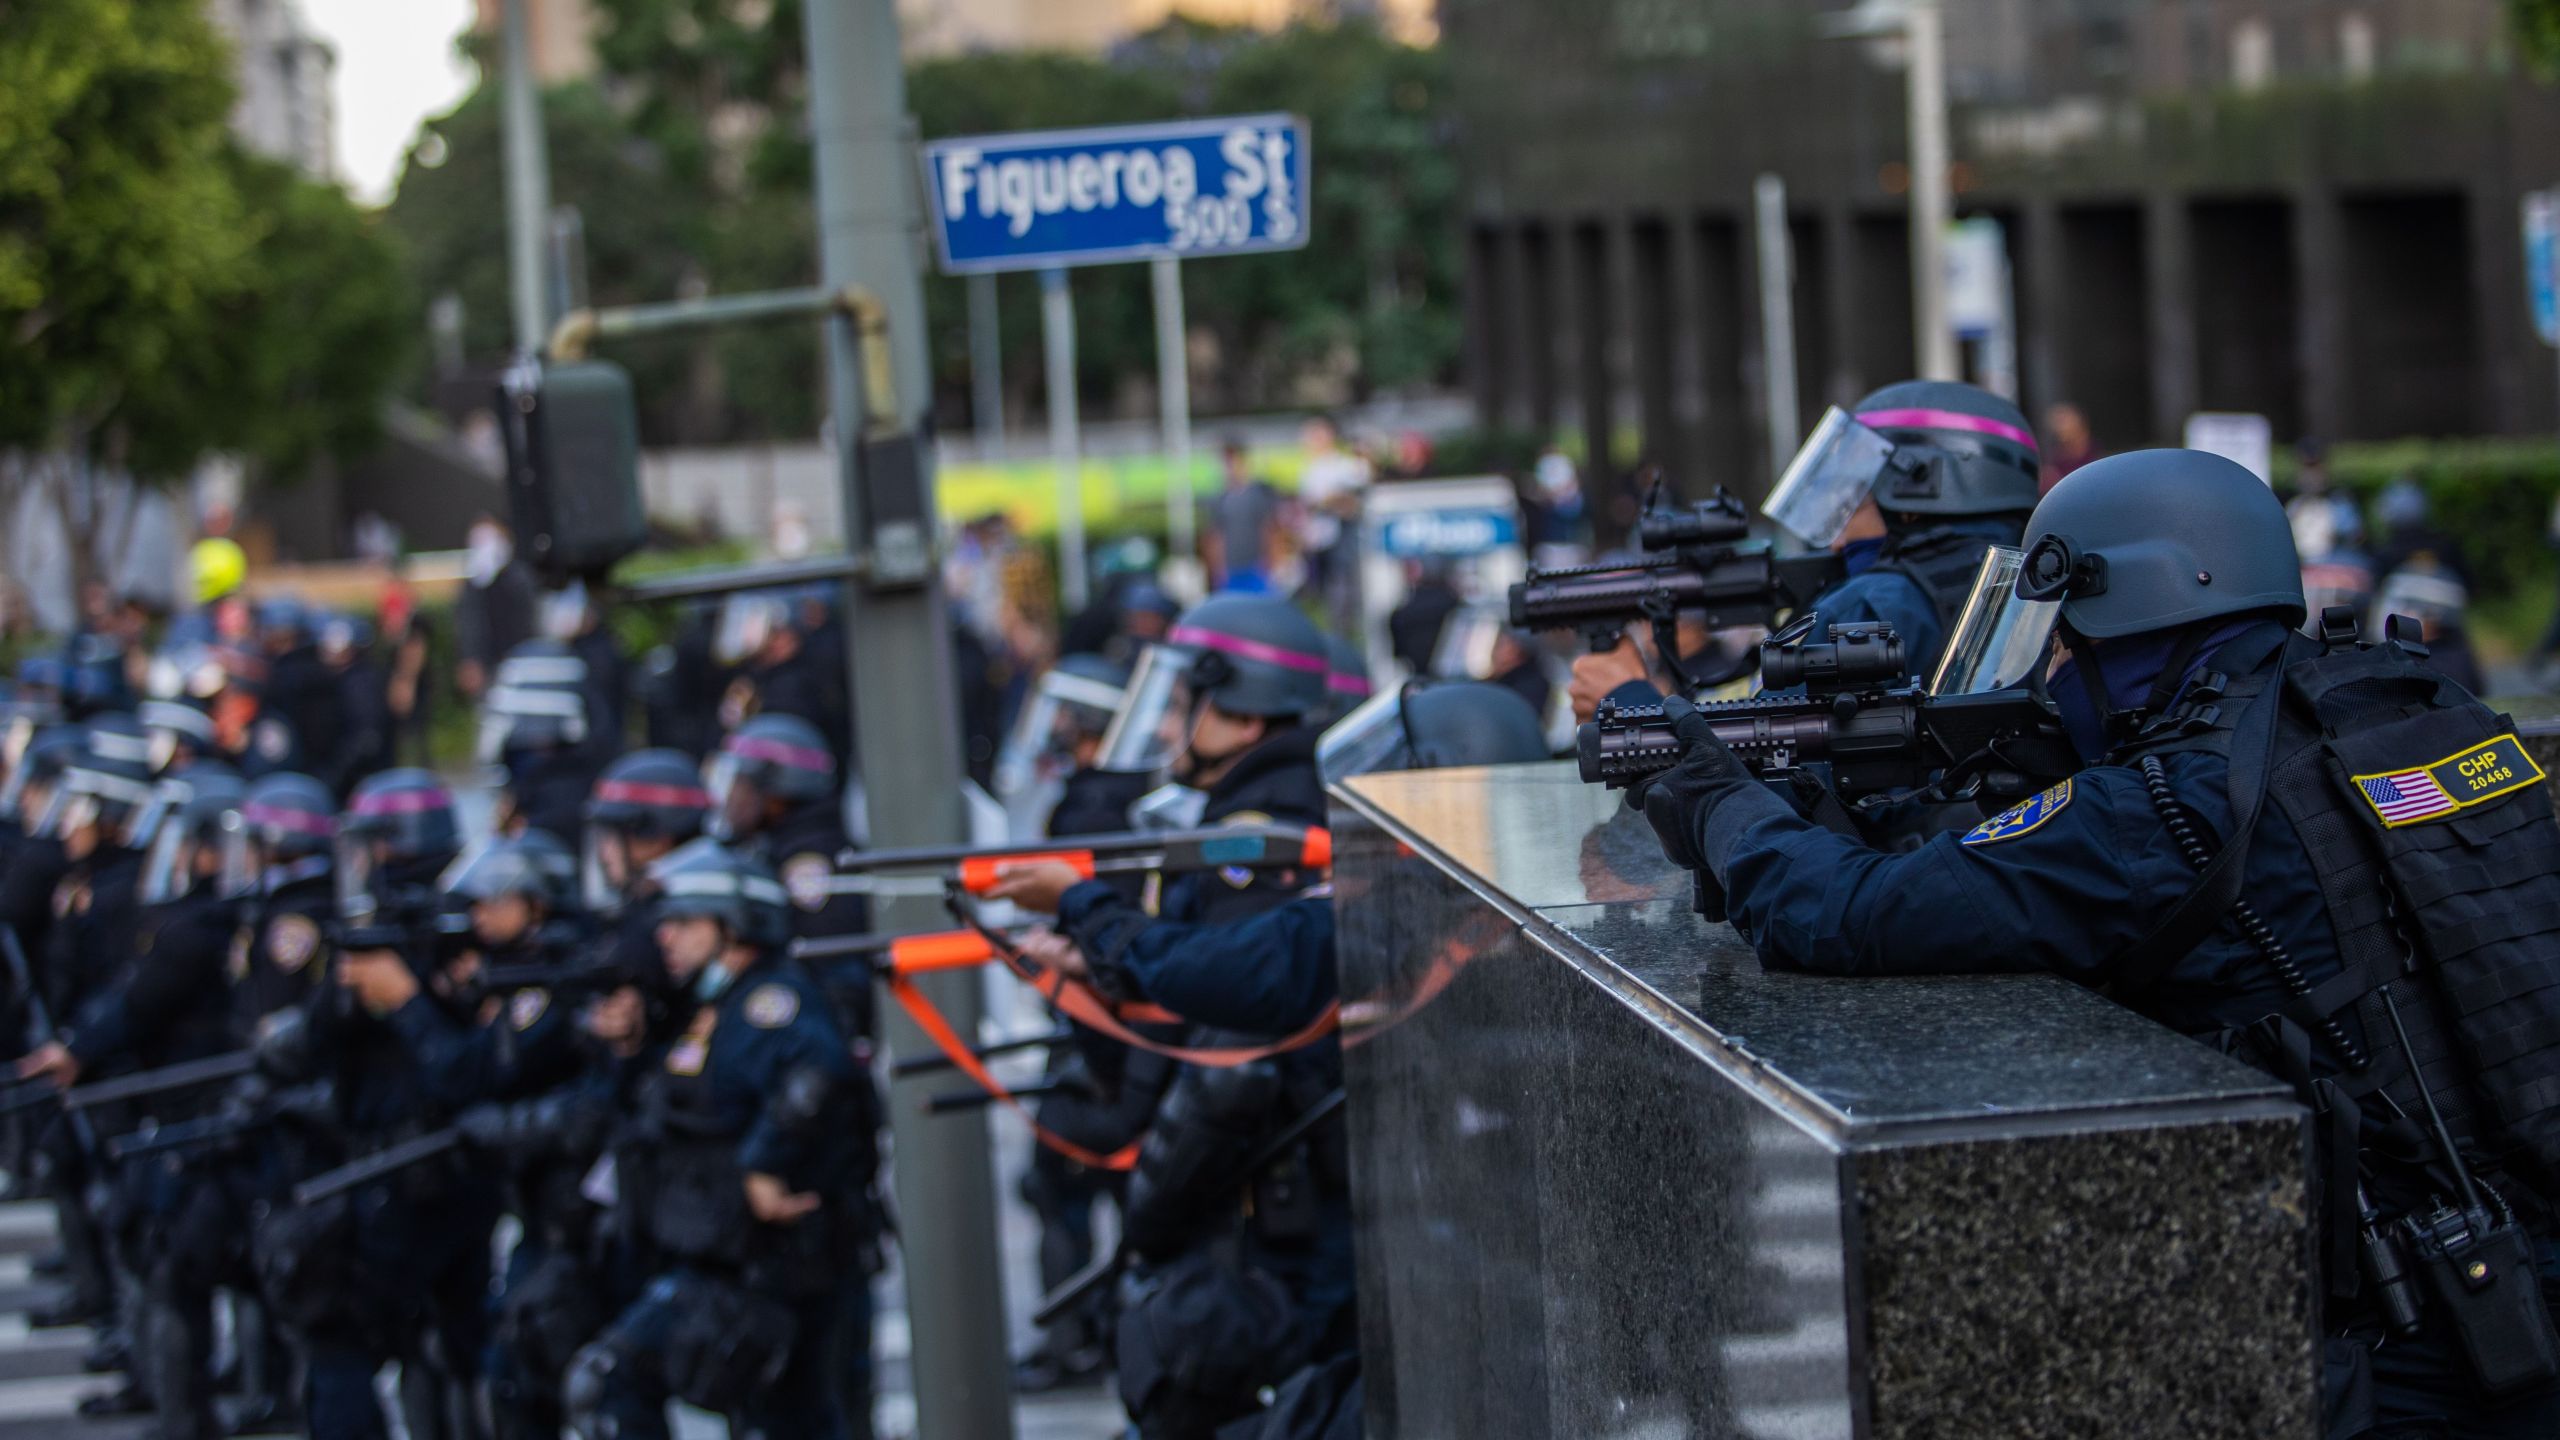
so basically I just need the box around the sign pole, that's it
[499,0,554,356]
[1042,266,1089,611]
[1153,257,1197,580]
[1754,174,1800,481]
[968,272,1005,453]
[801,3,1014,1437]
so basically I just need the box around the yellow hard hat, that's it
[190,537,247,606]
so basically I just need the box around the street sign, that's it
[921,114,1312,275]
[2184,412,2274,486]
[2526,189,2560,349]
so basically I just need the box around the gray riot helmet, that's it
[140,770,246,905]
[1764,381,2041,547]
[649,838,791,953]
[442,829,579,914]
[478,639,592,764]
[35,715,157,845]
[1095,595,1330,774]
[1318,679,1553,784]
[995,653,1131,798]
[2017,449,2305,641]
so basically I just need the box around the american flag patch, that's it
[2359,770,2457,825]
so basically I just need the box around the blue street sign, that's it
[1378,507,1519,559]
[921,114,1311,275]
[2529,190,2560,349]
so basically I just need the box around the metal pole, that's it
[968,273,1005,454]
[499,0,553,356]
[800,3,1015,1437]
[1906,0,1959,381]
[1152,257,1197,573]
[1754,174,1801,477]
[1042,266,1089,612]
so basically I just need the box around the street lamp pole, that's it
[1904,0,1959,381]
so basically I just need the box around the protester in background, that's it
[2284,439,2362,563]
[1528,443,1588,560]
[454,513,538,704]
[2038,402,2100,495]
[1205,437,1285,593]
[1387,560,1462,675]
[1295,415,1372,633]
[314,613,392,796]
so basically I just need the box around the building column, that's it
[2144,191,2197,443]
[2292,187,2347,442]
[2470,178,2537,435]
[1462,222,1502,431]
[1666,214,1712,493]
[2019,193,2065,420]
[1823,202,1862,404]
[1510,222,1558,436]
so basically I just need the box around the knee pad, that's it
[562,1341,624,1440]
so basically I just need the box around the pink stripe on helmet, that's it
[242,801,336,837]
[353,786,452,816]
[1856,407,2040,454]
[730,734,833,773]
[596,779,712,810]
[1169,625,1330,675]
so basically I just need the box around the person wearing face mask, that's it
[1570,380,2039,713]
[1628,449,2560,1440]
[563,839,866,1440]
[457,515,540,707]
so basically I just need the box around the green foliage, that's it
[2278,438,2560,601]
[0,0,410,484]
[2515,0,2560,73]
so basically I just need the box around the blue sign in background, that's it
[921,114,1311,275]
[1378,508,1519,559]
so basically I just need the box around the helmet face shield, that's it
[218,818,260,899]
[140,822,203,905]
[1316,685,1420,784]
[1095,644,1200,776]
[702,753,751,841]
[712,596,784,667]
[335,833,381,922]
[33,787,100,844]
[1930,546,2062,697]
[1763,407,1903,548]
[994,666,1128,797]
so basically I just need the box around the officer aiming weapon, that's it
[0,1048,262,1118]
[1577,616,2078,807]
[475,955,655,1000]
[0,925,103,1157]
[823,823,1332,898]
[104,1081,334,1161]
[1507,484,1842,690]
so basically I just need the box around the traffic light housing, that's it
[496,359,645,585]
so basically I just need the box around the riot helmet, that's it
[34,715,156,849]
[338,768,462,919]
[2,725,82,833]
[994,654,1131,798]
[478,639,592,764]
[584,749,712,910]
[0,689,62,805]
[1094,595,1330,775]
[1763,381,2040,548]
[1317,679,1553,784]
[140,770,246,905]
[648,838,791,992]
[442,829,579,948]
[139,697,221,776]
[2016,449,2304,641]
[62,635,130,718]
[704,714,836,841]
[130,756,239,857]
[228,771,338,898]
[711,592,794,667]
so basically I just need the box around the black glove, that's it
[1631,695,1764,877]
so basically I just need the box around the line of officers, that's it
[0,566,1555,1440]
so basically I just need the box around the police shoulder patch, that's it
[782,854,833,913]
[509,988,550,1031]
[743,983,800,1029]
[1961,780,2074,847]
[2351,732,2547,829]
[266,913,321,972]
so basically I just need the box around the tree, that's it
[2518,0,2560,73]
[0,0,413,599]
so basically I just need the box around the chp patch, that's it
[743,983,800,1029]
[2353,733,2547,828]
[783,854,833,912]
[1961,780,2074,847]
[509,988,550,1031]
[266,913,321,973]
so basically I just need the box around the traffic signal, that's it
[495,359,645,585]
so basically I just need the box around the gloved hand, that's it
[1630,695,1771,881]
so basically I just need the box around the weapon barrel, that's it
[290,1128,463,1207]
[63,1050,257,1109]
[832,824,1314,874]
[892,1028,1075,1079]
[1576,696,1844,788]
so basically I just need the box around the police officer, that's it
[1572,380,2039,712]
[19,770,246,1437]
[315,615,395,798]
[564,840,865,1440]
[580,748,710,1037]
[23,717,156,1331]
[1626,448,2560,1438]
[714,592,850,753]
[484,639,614,845]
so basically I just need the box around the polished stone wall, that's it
[1334,762,2318,1439]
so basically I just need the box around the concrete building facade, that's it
[1443,0,2560,495]
[208,0,337,179]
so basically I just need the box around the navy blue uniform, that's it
[1061,892,1338,1037]
[1805,517,2020,680]
[582,958,864,1439]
